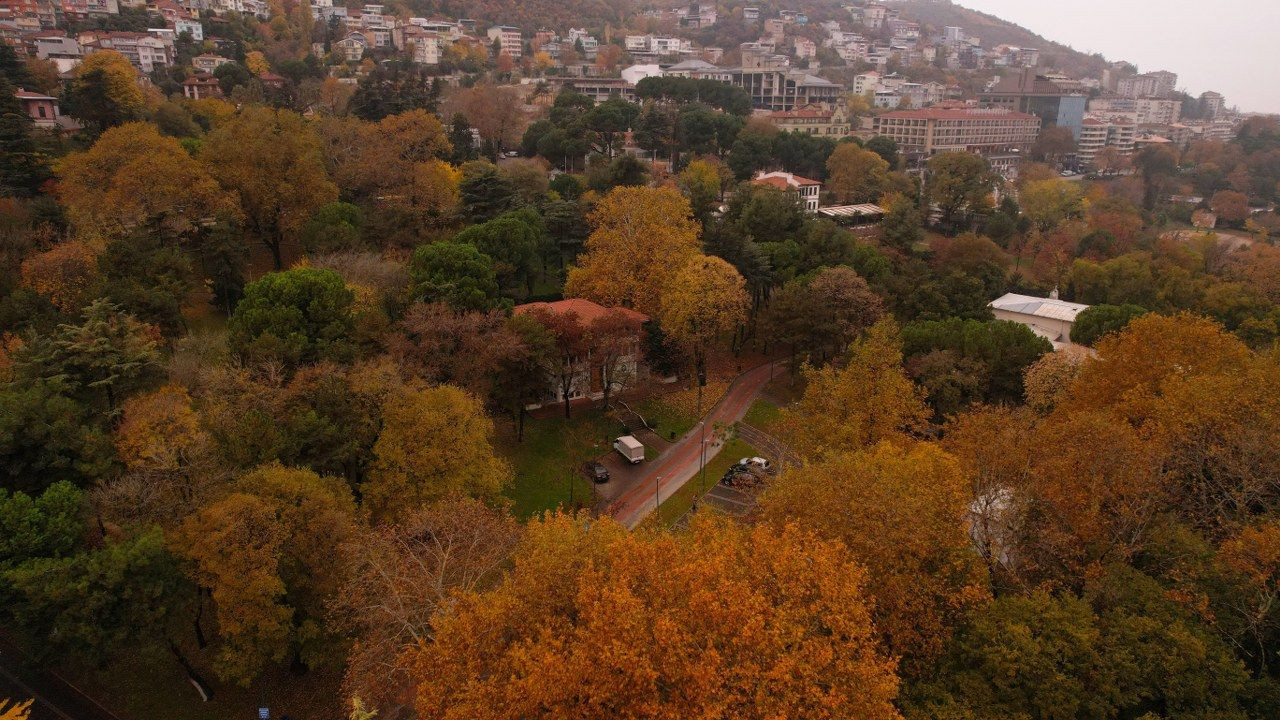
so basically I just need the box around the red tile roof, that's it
[13,90,55,100]
[877,108,1038,121]
[514,298,648,325]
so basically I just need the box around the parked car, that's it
[613,435,644,464]
[583,460,610,483]
[739,456,774,474]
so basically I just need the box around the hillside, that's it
[889,0,1108,79]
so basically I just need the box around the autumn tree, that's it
[764,266,884,366]
[227,267,356,368]
[364,385,509,522]
[677,157,724,221]
[780,318,929,462]
[826,143,890,204]
[58,122,238,243]
[524,305,588,419]
[586,308,644,410]
[202,107,338,269]
[1020,177,1084,231]
[411,514,903,720]
[1211,189,1250,226]
[763,442,989,675]
[658,255,748,387]
[1021,345,1089,415]
[445,84,525,156]
[66,50,144,133]
[19,240,99,313]
[331,496,521,716]
[926,151,995,231]
[565,186,702,317]
[178,463,358,684]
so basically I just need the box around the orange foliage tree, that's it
[410,514,903,720]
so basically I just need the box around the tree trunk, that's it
[168,639,213,702]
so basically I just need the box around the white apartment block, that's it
[486,25,522,58]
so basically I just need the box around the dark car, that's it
[584,461,611,483]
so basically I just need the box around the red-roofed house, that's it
[182,72,222,99]
[752,170,822,212]
[13,88,60,127]
[514,299,649,407]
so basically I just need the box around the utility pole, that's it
[698,421,708,493]
[654,475,662,523]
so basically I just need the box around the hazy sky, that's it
[954,0,1280,113]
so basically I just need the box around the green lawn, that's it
[657,437,756,528]
[499,408,628,519]
[742,397,782,432]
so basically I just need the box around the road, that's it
[611,361,779,528]
[0,635,124,720]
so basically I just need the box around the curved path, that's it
[612,361,779,528]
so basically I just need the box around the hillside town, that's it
[1,0,1280,719]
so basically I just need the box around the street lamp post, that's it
[654,475,662,524]
[698,421,708,493]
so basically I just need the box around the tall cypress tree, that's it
[0,77,51,197]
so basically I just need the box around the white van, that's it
[613,435,644,464]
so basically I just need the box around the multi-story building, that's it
[486,24,521,59]
[1199,91,1225,120]
[980,68,1086,140]
[173,17,202,40]
[1135,97,1181,126]
[766,104,849,137]
[1117,70,1178,99]
[1077,114,1136,168]
[81,30,172,72]
[33,35,82,72]
[753,171,822,212]
[182,71,221,99]
[664,57,732,82]
[401,26,442,64]
[872,106,1041,173]
[727,43,840,110]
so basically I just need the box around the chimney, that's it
[1049,285,1059,300]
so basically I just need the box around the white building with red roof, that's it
[752,171,822,212]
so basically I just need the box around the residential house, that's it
[191,52,229,72]
[182,71,221,99]
[753,170,822,212]
[334,32,367,61]
[13,88,59,127]
[512,299,648,406]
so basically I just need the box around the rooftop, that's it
[514,298,648,325]
[989,293,1089,322]
[877,107,1038,121]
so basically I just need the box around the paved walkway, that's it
[0,634,124,720]
[611,361,780,528]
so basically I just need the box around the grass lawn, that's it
[656,437,756,528]
[742,397,782,432]
[637,380,729,440]
[498,408,628,519]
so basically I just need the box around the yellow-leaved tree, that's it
[68,50,144,131]
[410,514,903,720]
[201,106,338,269]
[364,385,509,523]
[177,463,358,684]
[762,442,990,676]
[780,318,928,462]
[826,143,890,204]
[564,186,701,316]
[58,122,238,243]
[658,254,749,385]
[0,699,31,720]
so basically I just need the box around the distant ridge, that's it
[889,0,1109,78]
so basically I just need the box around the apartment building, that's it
[1077,114,1136,169]
[728,44,840,110]
[766,104,849,136]
[872,106,1041,172]
[1200,91,1225,120]
[1135,97,1181,126]
[1117,70,1178,98]
[486,24,521,58]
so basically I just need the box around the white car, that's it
[739,456,773,473]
